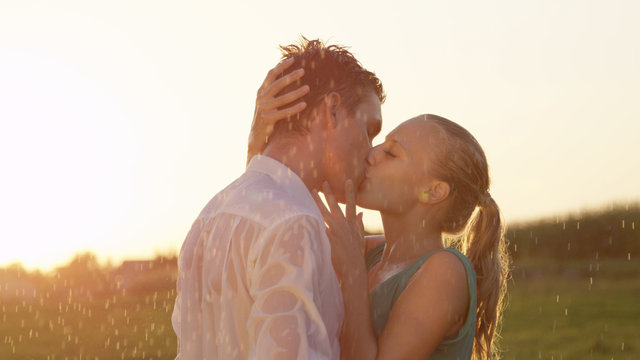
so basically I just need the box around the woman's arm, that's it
[247,58,309,166]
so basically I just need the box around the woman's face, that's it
[356,117,445,213]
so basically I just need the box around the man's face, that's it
[323,89,382,202]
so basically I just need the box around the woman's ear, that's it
[418,180,450,205]
[322,92,341,128]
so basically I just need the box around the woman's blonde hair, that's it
[424,114,510,359]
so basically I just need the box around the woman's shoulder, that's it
[436,248,476,280]
[417,249,468,283]
[406,249,470,313]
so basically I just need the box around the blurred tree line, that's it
[2,202,638,299]
[506,203,639,261]
[0,253,177,303]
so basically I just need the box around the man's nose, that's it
[367,147,378,166]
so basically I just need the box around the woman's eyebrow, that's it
[384,138,405,152]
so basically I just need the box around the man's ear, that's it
[418,180,450,205]
[322,92,341,129]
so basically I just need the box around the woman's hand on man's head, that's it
[247,58,310,165]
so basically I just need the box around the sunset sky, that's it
[1,0,639,271]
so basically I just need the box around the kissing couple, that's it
[172,37,509,360]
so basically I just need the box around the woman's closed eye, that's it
[383,149,396,158]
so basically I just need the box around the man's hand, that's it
[247,58,310,165]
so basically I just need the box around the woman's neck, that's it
[367,210,444,291]
[379,210,444,266]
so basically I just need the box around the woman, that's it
[249,61,510,359]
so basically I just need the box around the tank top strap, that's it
[365,242,386,271]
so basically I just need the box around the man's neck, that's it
[262,137,324,192]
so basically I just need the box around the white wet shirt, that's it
[172,155,344,359]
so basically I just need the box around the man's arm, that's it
[247,215,337,360]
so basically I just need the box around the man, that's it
[172,37,385,359]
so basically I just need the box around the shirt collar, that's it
[246,155,322,219]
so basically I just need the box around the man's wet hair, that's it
[274,36,385,135]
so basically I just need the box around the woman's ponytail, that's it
[465,195,509,359]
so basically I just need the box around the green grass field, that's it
[1,289,177,359]
[1,258,638,359]
[501,258,640,360]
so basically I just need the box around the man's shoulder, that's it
[202,171,320,227]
